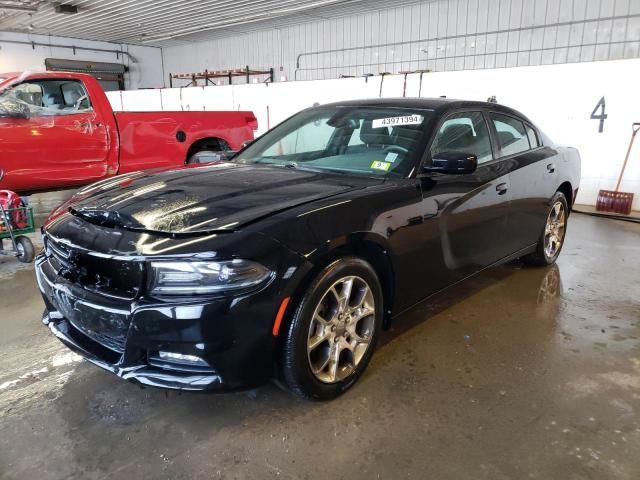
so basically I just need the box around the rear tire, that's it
[15,236,35,263]
[522,192,568,266]
[186,139,230,165]
[279,257,383,400]
[187,149,223,164]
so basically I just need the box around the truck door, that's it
[0,79,110,193]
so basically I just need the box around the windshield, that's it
[235,106,434,177]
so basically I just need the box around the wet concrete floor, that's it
[0,202,639,479]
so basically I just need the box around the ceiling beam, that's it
[0,3,38,12]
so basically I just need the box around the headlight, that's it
[149,260,272,295]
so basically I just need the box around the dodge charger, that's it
[36,98,581,400]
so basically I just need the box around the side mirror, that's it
[0,98,30,119]
[423,152,477,175]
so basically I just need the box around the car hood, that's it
[57,163,376,235]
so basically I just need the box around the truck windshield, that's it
[235,106,434,178]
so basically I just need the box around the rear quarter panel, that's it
[114,111,256,173]
[557,146,581,206]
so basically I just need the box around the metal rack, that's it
[168,66,274,87]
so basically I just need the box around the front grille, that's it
[44,235,145,300]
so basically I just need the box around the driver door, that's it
[418,111,513,291]
[0,79,110,193]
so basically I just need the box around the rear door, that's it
[488,112,559,252]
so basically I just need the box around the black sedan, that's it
[36,98,581,399]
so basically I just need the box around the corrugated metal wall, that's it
[162,0,640,85]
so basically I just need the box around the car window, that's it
[526,125,539,148]
[237,106,434,178]
[8,82,44,107]
[0,79,91,116]
[60,81,90,110]
[491,113,530,156]
[430,111,493,164]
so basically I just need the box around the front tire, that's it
[523,192,568,266]
[280,257,383,400]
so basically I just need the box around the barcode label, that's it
[372,115,423,129]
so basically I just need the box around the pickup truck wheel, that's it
[187,149,223,164]
[186,139,230,165]
[523,192,568,266]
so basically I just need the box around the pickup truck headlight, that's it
[149,260,272,295]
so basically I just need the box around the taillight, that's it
[246,115,258,131]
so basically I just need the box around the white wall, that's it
[162,0,640,84]
[0,31,163,89]
[106,58,640,211]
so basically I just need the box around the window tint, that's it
[526,125,539,148]
[430,111,493,164]
[491,113,530,156]
[1,79,91,116]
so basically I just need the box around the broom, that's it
[596,123,639,215]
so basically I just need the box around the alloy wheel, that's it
[544,201,566,259]
[307,276,376,384]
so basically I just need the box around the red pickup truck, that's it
[0,72,257,194]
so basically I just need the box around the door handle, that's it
[496,183,508,195]
[546,163,555,173]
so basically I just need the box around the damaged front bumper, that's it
[43,311,224,390]
[35,247,308,392]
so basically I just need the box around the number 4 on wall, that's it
[591,97,607,133]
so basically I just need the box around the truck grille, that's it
[44,234,145,300]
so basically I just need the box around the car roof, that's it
[321,97,533,124]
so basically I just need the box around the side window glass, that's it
[430,111,493,164]
[491,113,530,156]
[60,81,90,111]
[0,80,91,117]
[526,125,539,148]
[4,82,43,108]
